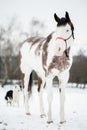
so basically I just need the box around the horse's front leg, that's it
[59,84,66,124]
[58,71,69,124]
[46,76,53,123]
[24,73,31,115]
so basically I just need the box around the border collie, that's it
[5,85,20,106]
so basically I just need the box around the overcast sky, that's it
[0,0,87,52]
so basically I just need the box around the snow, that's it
[0,84,87,130]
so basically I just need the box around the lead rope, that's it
[64,33,74,58]
[64,40,69,57]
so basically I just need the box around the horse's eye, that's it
[66,29,69,32]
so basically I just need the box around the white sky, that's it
[0,0,87,48]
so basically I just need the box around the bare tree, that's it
[29,17,46,37]
[0,17,23,83]
[70,51,87,88]
[0,17,47,83]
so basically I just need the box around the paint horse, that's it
[19,12,74,124]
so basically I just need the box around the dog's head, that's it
[14,84,20,92]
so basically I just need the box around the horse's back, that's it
[20,38,45,76]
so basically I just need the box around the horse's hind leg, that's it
[46,75,53,123]
[38,76,45,118]
[24,71,31,115]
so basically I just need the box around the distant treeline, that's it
[0,55,87,85]
[69,54,87,84]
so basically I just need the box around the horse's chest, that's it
[48,54,70,73]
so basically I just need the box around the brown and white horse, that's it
[19,12,74,124]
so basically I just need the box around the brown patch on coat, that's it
[26,37,46,56]
[26,37,45,48]
[37,76,42,92]
[42,32,54,72]
[35,39,46,55]
[48,47,70,74]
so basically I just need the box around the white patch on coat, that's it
[20,19,74,123]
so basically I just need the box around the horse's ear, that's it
[54,13,60,23]
[65,11,71,22]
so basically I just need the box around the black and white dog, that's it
[5,85,20,106]
[5,90,13,105]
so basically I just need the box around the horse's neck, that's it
[46,32,73,67]
[46,33,60,67]
[47,32,65,56]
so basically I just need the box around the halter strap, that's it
[56,34,73,42]
[56,37,65,41]
[56,34,73,58]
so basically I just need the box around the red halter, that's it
[56,34,73,42]
[56,37,65,41]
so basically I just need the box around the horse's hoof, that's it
[60,120,66,124]
[40,114,46,118]
[47,121,53,124]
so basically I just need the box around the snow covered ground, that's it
[0,84,87,130]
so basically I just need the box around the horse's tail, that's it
[28,72,33,93]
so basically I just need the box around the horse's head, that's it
[54,12,74,56]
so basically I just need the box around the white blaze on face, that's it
[54,23,73,56]
[56,24,72,38]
